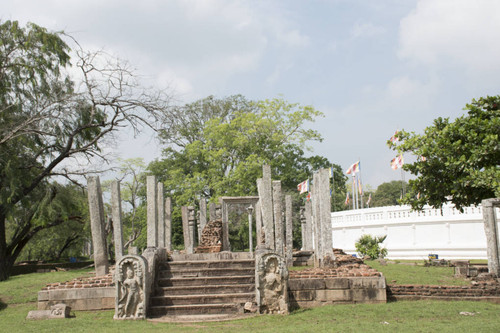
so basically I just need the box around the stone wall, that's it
[387,283,500,303]
[288,277,387,309]
[38,272,114,310]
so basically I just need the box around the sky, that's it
[2,0,500,189]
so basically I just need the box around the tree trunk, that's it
[0,252,15,281]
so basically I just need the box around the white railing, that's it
[331,204,498,260]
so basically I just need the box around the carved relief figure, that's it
[257,253,289,314]
[115,257,145,319]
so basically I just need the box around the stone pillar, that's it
[319,168,334,263]
[146,176,158,248]
[200,198,207,233]
[255,200,264,248]
[209,202,216,221]
[181,206,189,251]
[165,197,172,251]
[247,206,254,254]
[285,195,293,267]
[221,201,230,251]
[197,211,202,244]
[187,206,196,254]
[304,200,313,251]
[311,172,322,267]
[300,206,306,250]
[257,165,275,250]
[157,182,165,248]
[87,176,109,276]
[111,180,124,262]
[273,181,284,256]
[482,198,500,277]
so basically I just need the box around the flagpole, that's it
[351,175,355,210]
[358,158,364,209]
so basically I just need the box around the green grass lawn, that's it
[1,267,499,332]
[365,260,470,286]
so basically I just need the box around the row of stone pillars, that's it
[87,176,173,276]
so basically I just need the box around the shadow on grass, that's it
[0,299,7,311]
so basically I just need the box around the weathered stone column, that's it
[247,206,254,254]
[285,195,293,267]
[157,182,165,248]
[146,176,158,248]
[257,165,275,250]
[319,168,334,263]
[482,198,500,277]
[87,176,109,276]
[111,180,124,262]
[209,202,216,221]
[255,200,264,248]
[300,206,306,250]
[197,211,202,244]
[181,206,189,251]
[311,172,322,267]
[273,181,284,256]
[199,198,207,234]
[304,200,313,251]
[187,206,196,254]
[165,197,172,251]
[221,200,230,251]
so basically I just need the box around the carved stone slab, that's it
[27,303,71,320]
[255,251,289,314]
[114,255,148,320]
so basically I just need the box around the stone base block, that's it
[38,287,114,311]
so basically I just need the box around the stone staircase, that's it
[149,252,256,318]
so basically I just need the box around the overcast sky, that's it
[3,0,500,188]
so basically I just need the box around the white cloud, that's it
[398,0,500,72]
[350,21,386,39]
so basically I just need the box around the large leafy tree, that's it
[149,96,346,249]
[389,95,500,211]
[370,180,409,207]
[0,21,171,280]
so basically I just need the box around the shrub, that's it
[355,234,387,259]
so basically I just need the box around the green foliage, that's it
[150,95,346,249]
[355,234,387,259]
[389,95,500,211]
[371,180,409,207]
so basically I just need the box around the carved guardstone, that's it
[114,255,148,320]
[255,251,289,314]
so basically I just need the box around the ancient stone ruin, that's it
[114,255,148,320]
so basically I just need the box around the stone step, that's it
[159,267,255,278]
[151,292,255,306]
[169,252,253,261]
[160,259,255,270]
[157,275,254,287]
[149,303,241,317]
[155,283,255,296]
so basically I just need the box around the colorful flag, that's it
[306,192,312,202]
[346,161,360,175]
[297,179,310,194]
[344,192,350,205]
[390,155,404,170]
[390,130,399,143]
[329,166,334,178]
[420,156,427,162]
[367,193,372,205]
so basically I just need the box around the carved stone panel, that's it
[255,251,289,314]
[114,255,148,320]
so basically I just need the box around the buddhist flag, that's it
[358,176,363,195]
[390,130,399,143]
[346,161,360,175]
[329,166,334,178]
[367,193,372,205]
[306,192,312,202]
[391,155,404,170]
[297,179,309,194]
[344,192,350,205]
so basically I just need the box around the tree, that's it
[370,181,408,207]
[389,95,500,211]
[149,96,346,249]
[0,21,172,280]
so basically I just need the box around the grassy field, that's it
[1,266,499,332]
[365,260,470,286]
